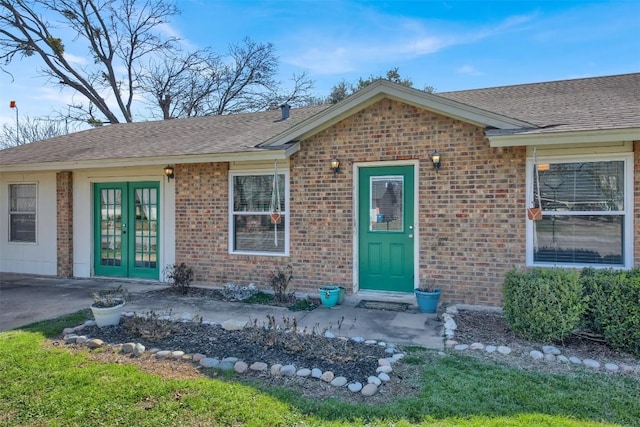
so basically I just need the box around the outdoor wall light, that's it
[430,150,441,170]
[330,158,340,176]
[164,165,175,182]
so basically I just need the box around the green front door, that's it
[359,166,415,292]
[94,182,159,279]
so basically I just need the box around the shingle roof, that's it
[438,73,640,133]
[0,105,330,166]
[1,73,638,169]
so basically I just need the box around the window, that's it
[230,171,288,255]
[9,183,37,243]
[527,155,632,268]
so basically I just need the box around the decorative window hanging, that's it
[269,161,281,247]
[528,148,543,221]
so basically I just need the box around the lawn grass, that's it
[1,311,638,426]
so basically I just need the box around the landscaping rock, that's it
[361,383,378,396]
[605,363,619,372]
[583,359,600,369]
[367,376,381,386]
[221,319,247,331]
[348,382,363,392]
[330,376,348,387]
[280,364,296,376]
[378,373,390,382]
[86,338,104,349]
[530,350,544,360]
[200,358,219,368]
[485,345,497,353]
[542,345,561,355]
[321,371,334,382]
[497,346,511,355]
[469,342,485,350]
[270,364,282,376]
[569,356,582,365]
[296,368,311,377]
[250,362,268,372]
[234,361,248,373]
[311,368,322,379]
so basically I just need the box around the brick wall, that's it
[174,99,527,306]
[56,171,73,277]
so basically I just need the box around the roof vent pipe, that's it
[280,103,290,120]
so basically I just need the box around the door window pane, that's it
[370,176,403,231]
[9,183,36,242]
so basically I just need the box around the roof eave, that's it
[260,81,533,147]
[487,127,640,147]
[0,148,292,173]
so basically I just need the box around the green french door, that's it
[359,166,415,292]
[94,182,159,279]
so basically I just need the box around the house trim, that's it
[488,128,640,147]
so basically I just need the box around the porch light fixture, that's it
[330,158,340,176]
[163,165,175,181]
[430,150,441,170]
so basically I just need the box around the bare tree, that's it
[1,115,79,148]
[0,1,314,123]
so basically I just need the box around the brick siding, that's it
[56,171,73,277]
[174,99,527,306]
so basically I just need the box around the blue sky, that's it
[1,0,639,128]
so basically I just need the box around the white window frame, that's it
[228,169,290,256]
[8,182,38,244]
[526,152,633,269]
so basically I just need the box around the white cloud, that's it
[456,65,482,76]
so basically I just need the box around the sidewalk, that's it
[0,273,443,349]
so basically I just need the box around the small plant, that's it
[269,264,294,303]
[163,263,194,295]
[221,283,258,301]
[121,311,181,342]
[91,285,128,308]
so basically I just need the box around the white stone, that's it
[378,341,387,347]
[296,368,311,377]
[250,362,268,372]
[222,357,238,363]
[620,364,635,374]
[446,306,459,315]
[385,347,398,354]
[280,365,296,376]
[378,373,390,382]
[149,348,160,354]
[219,362,234,371]
[378,358,391,367]
[454,344,469,351]
[367,376,381,386]
[321,371,334,382]
[544,354,556,362]
[376,365,392,374]
[605,363,619,372]
[361,383,378,396]
[569,356,582,364]
[221,319,247,331]
[497,346,511,355]
[181,312,192,321]
[192,353,205,362]
[445,330,455,339]
[364,339,377,345]
[331,376,348,387]
[351,337,365,343]
[171,351,185,359]
[234,361,248,373]
[86,338,104,349]
[63,327,75,335]
[64,334,78,344]
[122,343,136,354]
[469,342,485,350]
[557,355,569,363]
[485,345,497,353]
[530,350,544,360]
[392,353,404,361]
[155,350,171,359]
[200,358,219,368]
[270,364,282,376]
[84,320,97,327]
[134,343,145,356]
[444,319,457,331]
[348,382,363,392]
[542,345,561,355]
[75,336,88,344]
[311,368,323,379]
[324,331,335,339]
[583,359,600,369]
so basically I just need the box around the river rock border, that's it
[61,312,405,398]
[442,306,639,376]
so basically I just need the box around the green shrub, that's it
[503,268,585,342]
[581,268,640,356]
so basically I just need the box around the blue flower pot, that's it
[415,288,441,313]
[319,286,340,307]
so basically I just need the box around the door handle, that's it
[408,234,413,239]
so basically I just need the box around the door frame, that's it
[353,160,420,294]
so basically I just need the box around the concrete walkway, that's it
[0,273,443,349]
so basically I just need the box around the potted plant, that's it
[414,286,441,313]
[318,286,340,307]
[90,285,128,327]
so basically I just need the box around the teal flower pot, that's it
[337,286,346,304]
[319,286,340,307]
[415,288,441,313]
